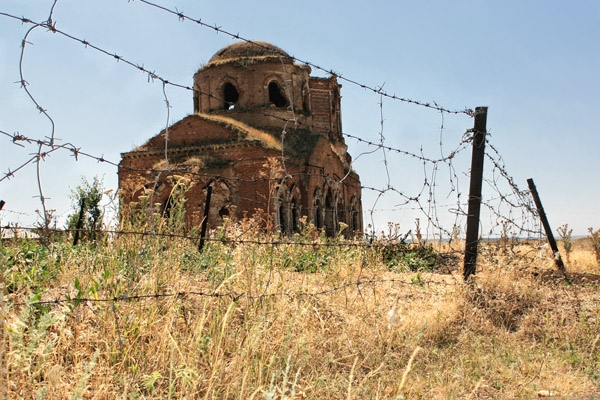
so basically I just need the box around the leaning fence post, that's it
[463,106,488,281]
[198,184,213,253]
[527,178,568,276]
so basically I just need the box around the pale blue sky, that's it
[1,0,599,237]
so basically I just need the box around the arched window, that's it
[314,198,323,229]
[223,82,239,110]
[268,81,288,108]
[352,210,360,235]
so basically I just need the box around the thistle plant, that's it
[557,224,573,264]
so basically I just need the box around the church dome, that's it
[207,41,292,66]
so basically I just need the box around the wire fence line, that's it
[11,275,457,309]
[132,0,473,116]
[0,1,542,249]
[0,8,590,400]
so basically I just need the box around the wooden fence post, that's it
[463,106,488,281]
[198,184,213,253]
[73,198,86,246]
[527,178,567,276]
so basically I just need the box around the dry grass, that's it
[1,227,599,399]
[199,113,282,150]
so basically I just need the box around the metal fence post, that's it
[463,106,488,281]
[527,178,567,276]
[198,184,213,253]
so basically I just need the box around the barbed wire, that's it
[0,7,581,372]
[0,2,541,245]
[0,11,230,105]
[0,129,118,183]
[0,123,541,241]
[481,140,541,237]
[9,1,59,147]
[0,126,462,184]
[2,2,61,231]
[1,3,232,224]
[342,132,470,163]
[9,274,455,309]
[0,223,446,247]
[130,0,473,116]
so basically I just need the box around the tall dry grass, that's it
[1,222,599,399]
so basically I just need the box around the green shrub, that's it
[382,243,438,272]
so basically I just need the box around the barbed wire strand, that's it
[9,1,60,231]
[0,5,541,244]
[1,122,539,240]
[131,0,473,116]
[10,275,456,309]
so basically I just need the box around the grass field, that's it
[1,222,599,399]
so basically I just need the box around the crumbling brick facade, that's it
[119,41,362,237]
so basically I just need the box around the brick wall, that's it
[119,42,362,237]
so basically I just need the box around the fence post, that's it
[73,198,86,246]
[527,178,567,275]
[198,184,213,253]
[463,106,488,281]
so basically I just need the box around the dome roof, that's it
[207,41,292,66]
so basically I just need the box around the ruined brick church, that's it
[118,41,362,237]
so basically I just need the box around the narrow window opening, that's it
[352,210,359,234]
[268,81,288,108]
[315,199,323,229]
[349,195,361,236]
[223,82,239,110]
